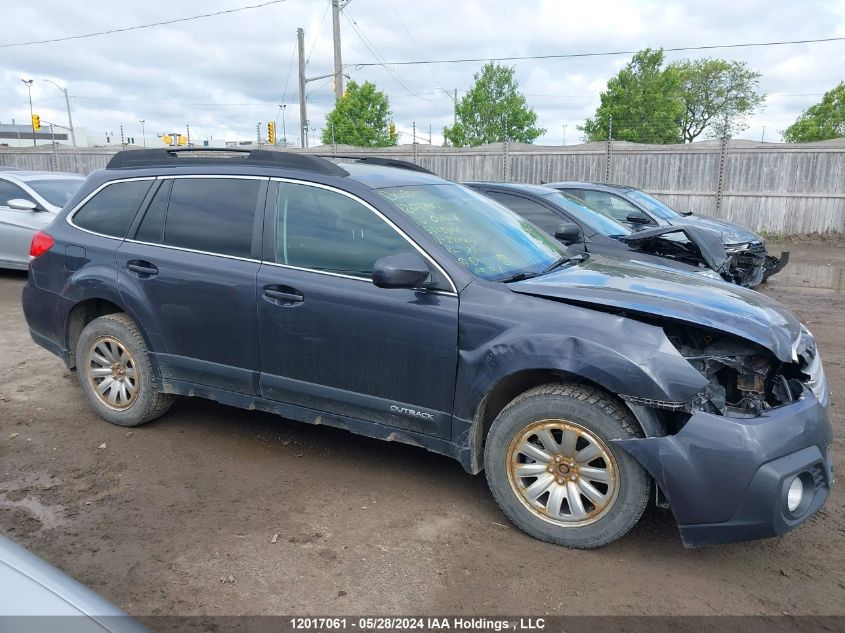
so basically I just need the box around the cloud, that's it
[1,0,843,146]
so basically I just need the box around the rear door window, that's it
[161,178,262,258]
[72,180,153,237]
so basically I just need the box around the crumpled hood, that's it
[510,253,801,362]
[663,214,761,244]
[620,225,729,271]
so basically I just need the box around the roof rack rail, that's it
[106,148,348,177]
[318,154,437,175]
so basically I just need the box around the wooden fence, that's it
[2,138,844,235]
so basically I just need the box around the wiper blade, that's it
[501,270,542,283]
[502,253,590,283]
[542,252,588,274]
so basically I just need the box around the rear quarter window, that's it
[72,180,153,238]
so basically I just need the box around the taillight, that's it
[30,231,54,258]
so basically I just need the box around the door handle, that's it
[264,287,304,304]
[127,260,158,277]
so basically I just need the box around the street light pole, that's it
[21,79,36,147]
[43,79,76,146]
[139,120,146,147]
[278,104,288,147]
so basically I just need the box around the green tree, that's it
[321,80,396,147]
[783,82,845,142]
[671,58,765,142]
[443,62,544,146]
[581,49,683,144]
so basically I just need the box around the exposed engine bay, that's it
[619,226,776,287]
[662,324,818,417]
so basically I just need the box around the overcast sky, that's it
[2,0,844,146]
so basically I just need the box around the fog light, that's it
[787,476,804,512]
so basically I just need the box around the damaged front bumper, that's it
[615,387,833,547]
[725,241,789,287]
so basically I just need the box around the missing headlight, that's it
[662,325,803,416]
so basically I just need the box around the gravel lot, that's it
[1,244,843,617]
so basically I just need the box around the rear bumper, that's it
[615,388,833,547]
[22,281,68,363]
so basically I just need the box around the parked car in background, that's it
[0,170,85,270]
[465,181,725,281]
[0,535,148,632]
[22,149,831,549]
[546,181,788,287]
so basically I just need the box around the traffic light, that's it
[32,114,41,130]
[177,135,187,146]
[162,135,173,146]
[268,122,276,145]
[389,122,396,143]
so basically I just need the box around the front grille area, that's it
[748,241,766,254]
[809,463,828,490]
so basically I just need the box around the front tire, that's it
[75,313,173,427]
[484,383,650,548]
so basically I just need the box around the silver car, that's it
[0,169,85,270]
[0,535,149,632]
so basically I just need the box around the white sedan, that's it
[0,169,85,270]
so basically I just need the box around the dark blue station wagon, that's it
[22,149,832,548]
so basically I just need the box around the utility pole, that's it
[21,79,36,147]
[49,124,59,171]
[297,27,338,149]
[139,120,146,147]
[297,28,307,148]
[454,89,457,126]
[562,124,567,145]
[43,79,76,146]
[331,0,344,100]
[120,125,126,150]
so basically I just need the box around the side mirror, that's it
[372,252,431,289]
[626,212,651,225]
[7,198,41,212]
[554,222,582,245]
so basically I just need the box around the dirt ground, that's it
[1,244,843,617]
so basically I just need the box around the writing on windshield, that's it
[379,184,563,281]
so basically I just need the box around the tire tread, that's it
[484,382,649,549]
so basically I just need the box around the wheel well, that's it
[470,369,633,473]
[65,299,124,369]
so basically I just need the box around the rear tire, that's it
[75,313,173,427]
[484,383,650,548]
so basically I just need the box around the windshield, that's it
[378,184,566,281]
[27,178,84,208]
[544,192,631,236]
[626,189,682,220]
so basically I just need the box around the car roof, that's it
[98,149,449,190]
[545,181,637,193]
[0,170,84,182]
[342,162,448,188]
[463,181,561,196]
